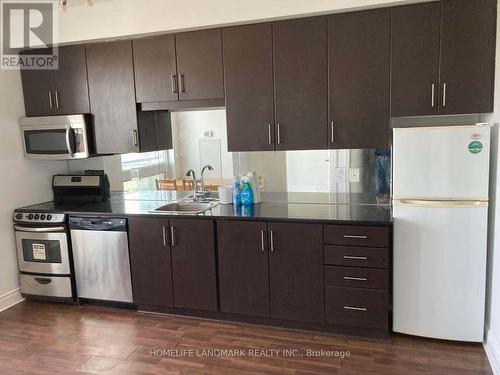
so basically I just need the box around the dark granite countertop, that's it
[17,191,392,225]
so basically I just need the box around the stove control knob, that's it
[28,214,34,220]
[40,214,46,220]
[15,213,23,220]
[34,214,40,220]
[46,214,52,221]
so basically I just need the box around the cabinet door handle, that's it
[170,226,176,246]
[179,74,185,93]
[343,255,368,260]
[277,124,281,145]
[343,276,368,281]
[442,82,447,107]
[171,74,178,93]
[330,121,335,143]
[48,91,53,109]
[344,306,367,312]
[431,83,435,107]
[343,234,368,239]
[132,129,139,147]
[54,90,60,109]
[270,230,275,252]
[268,124,272,145]
[162,226,167,247]
[261,230,265,251]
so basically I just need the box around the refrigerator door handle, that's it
[395,199,488,208]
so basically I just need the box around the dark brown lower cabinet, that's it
[268,222,324,323]
[170,219,218,311]
[218,221,270,317]
[128,217,173,307]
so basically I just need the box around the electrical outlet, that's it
[349,168,360,183]
[335,167,347,183]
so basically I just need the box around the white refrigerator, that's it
[393,124,490,342]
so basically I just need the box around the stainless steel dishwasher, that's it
[69,217,133,303]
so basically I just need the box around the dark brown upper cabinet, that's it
[136,111,173,152]
[328,9,391,149]
[439,0,496,115]
[133,29,224,105]
[274,17,328,151]
[391,3,441,117]
[392,0,496,117]
[218,220,270,317]
[86,40,139,154]
[133,34,178,103]
[223,23,275,152]
[21,45,90,116]
[129,217,174,307]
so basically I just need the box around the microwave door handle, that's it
[66,127,75,157]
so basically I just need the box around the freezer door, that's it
[393,125,490,200]
[393,200,487,342]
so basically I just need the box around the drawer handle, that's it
[344,306,367,312]
[343,255,368,260]
[343,276,367,281]
[34,277,52,285]
[343,235,368,239]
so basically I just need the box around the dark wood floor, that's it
[0,301,492,374]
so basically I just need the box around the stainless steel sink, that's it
[151,201,219,214]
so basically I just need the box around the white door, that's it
[393,125,490,200]
[393,200,487,342]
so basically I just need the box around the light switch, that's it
[349,168,360,183]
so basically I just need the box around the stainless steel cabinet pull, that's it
[162,226,167,247]
[133,129,139,147]
[442,82,447,107]
[343,234,368,239]
[343,255,368,260]
[170,226,176,246]
[343,276,368,281]
[431,83,435,107]
[179,74,185,93]
[268,124,272,145]
[54,91,60,109]
[277,124,281,145]
[344,306,367,312]
[270,230,275,252]
[331,121,335,143]
[261,230,265,251]
[48,91,53,109]
[34,277,52,285]
[171,74,178,93]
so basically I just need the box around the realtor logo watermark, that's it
[1,0,58,69]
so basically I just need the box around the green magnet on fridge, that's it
[468,141,483,154]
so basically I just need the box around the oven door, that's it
[15,225,70,275]
[20,115,89,160]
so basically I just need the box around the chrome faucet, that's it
[200,165,214,193]
[185,169,197,199]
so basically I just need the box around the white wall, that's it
[0,69,67,311]
[55,0,428,44]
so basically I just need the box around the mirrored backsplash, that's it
[68,109,391,204]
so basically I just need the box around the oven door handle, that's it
[14,225,66,233]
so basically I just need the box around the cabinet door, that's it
[274,17,328,150]
[53,45,90,115]
[223,24,275,151]
[20,49,55,116]
[328,9,390,149]
[439,0,496,115]
[269,222,324,323]
[170,219,217,311]
[176,29,224,101]
[137,111,173,152]
[218,221,270,317]
[391,3,441,117]
[86,41,138,154]
[128,217,173,307]
[133,35,178,102]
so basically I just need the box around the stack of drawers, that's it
[323,224,390,336]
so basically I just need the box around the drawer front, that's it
[325,286,388,330]
[324,245,389,269]
[324,225,389,247]
[325,266,388,290]
[20,274,72,298]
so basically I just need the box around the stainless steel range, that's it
[13,211,74,302]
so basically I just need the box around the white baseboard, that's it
[0,288,24,312]
[485,325,500,375]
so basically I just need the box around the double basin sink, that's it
[151,192,220,215]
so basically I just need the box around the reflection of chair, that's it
[183,178,196,191]
[156,179,178,190]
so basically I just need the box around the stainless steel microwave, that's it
[20,114,92,160]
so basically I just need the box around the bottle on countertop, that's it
[239,177,254,206]
[247,171,261,204]
[232,178,242,206]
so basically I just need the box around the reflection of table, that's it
[175,178,232,191]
